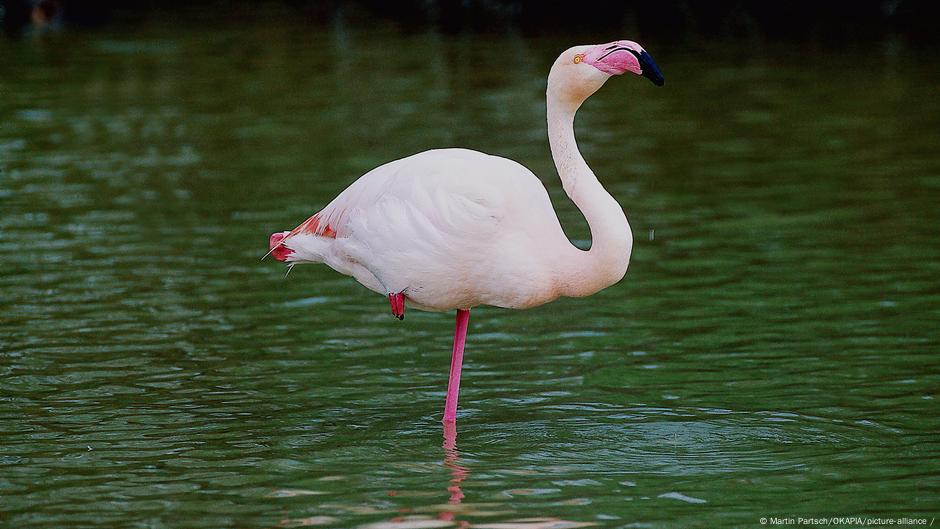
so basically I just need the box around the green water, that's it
[2,10,939,529]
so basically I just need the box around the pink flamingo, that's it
[268,40,664,423]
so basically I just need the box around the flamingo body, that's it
[276,148,572,311]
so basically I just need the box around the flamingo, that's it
[267,40,664,423]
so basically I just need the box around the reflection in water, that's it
[442,421,468,508]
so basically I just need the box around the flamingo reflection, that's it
[438,421,470,525]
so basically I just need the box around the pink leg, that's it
[443,309,470,423]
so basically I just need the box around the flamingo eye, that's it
[573,54,583,64]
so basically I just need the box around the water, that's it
[2,8,940,528]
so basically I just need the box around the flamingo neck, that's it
[547,93,633,298]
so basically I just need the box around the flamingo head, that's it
[548,40,664,106]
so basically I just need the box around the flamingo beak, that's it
[638,51,665,86]
[584,43,665,86]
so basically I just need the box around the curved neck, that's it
[547,93,633,297]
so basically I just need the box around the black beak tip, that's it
[638,50,665,87]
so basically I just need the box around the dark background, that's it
[3,0,939,46]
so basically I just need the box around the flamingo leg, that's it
[443,309,470,423]
[388,293,405,320]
